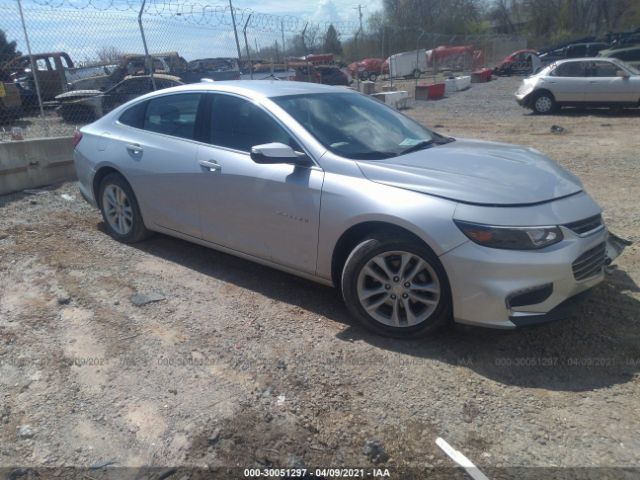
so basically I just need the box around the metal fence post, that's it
[228,0,243,61]
[138,0,155,90]
[16,0,48,137]
[243,14,253,79]
[415,29,425,89]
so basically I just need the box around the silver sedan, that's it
[516,57,640,114]
[74,81,627,337]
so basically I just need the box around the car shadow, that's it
[526,107,640,118]
[130,231,640,393]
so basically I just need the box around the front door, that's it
[196,93,324,274]
[584,61,638,103]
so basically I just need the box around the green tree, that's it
[323,24,343,55]
[0,29,21,65]
[0,29,21,81]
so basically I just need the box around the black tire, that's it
[413,69,421,79]
[531,90,556,114]
[368,72,378,82]
[98,172,152,243]
[341,233,452,338]
[360,70,369,81]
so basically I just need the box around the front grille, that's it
[565,215,603,235]
[572,242,606,281]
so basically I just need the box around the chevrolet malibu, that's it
[74,81,627,338]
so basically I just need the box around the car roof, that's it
[150,80,355,98]
[553,57,622,64]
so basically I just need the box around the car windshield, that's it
[622,62,640,75]
[272,92,447,160]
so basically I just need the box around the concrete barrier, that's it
[0,136,76,195]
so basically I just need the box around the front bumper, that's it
[440,227,628,329]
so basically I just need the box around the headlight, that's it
[454,220,563,250]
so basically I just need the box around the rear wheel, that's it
[98,173,151,243]
[413,69,421,79]
[532,91,556,114]
[341,234,452,338]
[368,72,378,82]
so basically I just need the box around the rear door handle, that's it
[126,143,143,154]
[199,159,221,172]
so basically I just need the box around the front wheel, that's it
[532,91,556,114]
[368,72,378,82]
[341,234,452,338]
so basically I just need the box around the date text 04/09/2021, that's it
[243,468,392,478]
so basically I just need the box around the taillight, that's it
[73,130,83,149]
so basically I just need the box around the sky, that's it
[1,0,382,64]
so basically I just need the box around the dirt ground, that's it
[1,76,639,479]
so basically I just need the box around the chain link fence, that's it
[0,0,526,140]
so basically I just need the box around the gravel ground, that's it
[1,76,639,479]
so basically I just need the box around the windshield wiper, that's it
[398,140,435,156]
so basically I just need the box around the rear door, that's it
[546,61,590,102]
[113,92,205,237]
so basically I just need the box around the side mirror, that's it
[616,69,630,78]
[250,142,310,166]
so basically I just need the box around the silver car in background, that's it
[74,81,627,337]
[516,57,640,114]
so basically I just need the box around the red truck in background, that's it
[426,45,484,70]
[348,58,387,81]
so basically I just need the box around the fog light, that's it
[506,283,553,308]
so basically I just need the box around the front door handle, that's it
[126,143,143,154]
[199,159,221,172]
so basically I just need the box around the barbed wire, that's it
[25,0,361,33]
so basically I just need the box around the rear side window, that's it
[119,101,147,129]
[553,61,586,77]
[143,93,202,140]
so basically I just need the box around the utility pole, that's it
[281,20,287,71]
[353,4,364,64]
[228,0,243,61]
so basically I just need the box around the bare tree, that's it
[96,46,124,64]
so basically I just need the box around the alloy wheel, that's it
[102,184,133,236]
[356,251,441,327]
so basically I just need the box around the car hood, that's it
[356,138,583,205]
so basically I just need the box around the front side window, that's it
[143,93,202,140]
[590,61,619,77]
[272,92,439,160]
[208,94,295,152]
[553,61,587,77]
